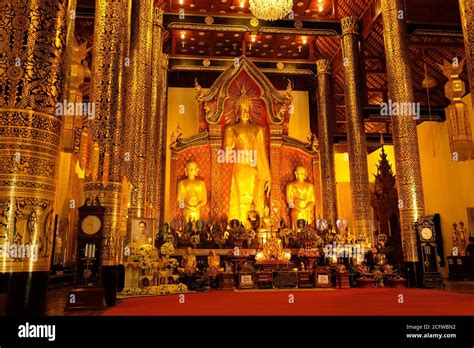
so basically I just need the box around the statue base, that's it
[255,259,293,271]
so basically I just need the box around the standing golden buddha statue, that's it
[223,89,271,223]
[177,162,208,223]
[286,166,316,229]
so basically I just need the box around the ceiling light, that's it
[249,0,294,21]
[422,74,437,89]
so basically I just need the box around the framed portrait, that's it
[239,273,254,289]
[317,274,329,285]
[131,218,154,245]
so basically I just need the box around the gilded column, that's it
[157,53,169,224]
[381,0,425,270]
[459,0,474,110]
[0,0,68,315]
[147,7,166,223]
[62,41,90,268]
[124,0,154,218]
[340,17,372,244]
[84,0,130,306]
[316,59,338,225]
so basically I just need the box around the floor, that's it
[45,280,474,316]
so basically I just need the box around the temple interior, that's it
[1,0,474,318]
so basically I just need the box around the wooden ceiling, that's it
[165,0,335,18]
[75,0,468,149]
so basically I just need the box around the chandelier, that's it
[249,0,294,21]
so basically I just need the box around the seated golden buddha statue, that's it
[180,246,198,276]
[177,161,208,223]
[286,166,316,230]
[206,250,224,276]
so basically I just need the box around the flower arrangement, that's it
[160,242,175,256]
[138,243,154,253]
[300,226,319,240]
[127,243,158,270]
[164,257,179,269]
[355,264,369,276]
[383,264,393,274]
[231,226,250,240]
[297,248,319,257]
[164,234,175,245]
[119,283,188,297]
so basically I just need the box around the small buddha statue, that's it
[261,206,273,230]
[177,161,208,223]
[452,222,460,255]
[155,223,170,248]
[296,219,306,234]
[286,166,316,229]
[181,246,198,275]
[346,227,355,244]
[246,202,260,230]
[459,221,468,256]
[207,250,224,276]
[299,262,306,271]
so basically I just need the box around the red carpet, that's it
[103,288,474,316]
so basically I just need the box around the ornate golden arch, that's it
[170,57,321,226]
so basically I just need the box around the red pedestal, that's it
[218,273,235,290]
[255,260,292,271]
[357,278,375,288]
[388,278,407,288]
[336,272,350,289]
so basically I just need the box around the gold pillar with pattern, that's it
[124,0,154,218]
[83,0,130,306]
[340,17,373,245]
[0,0,68,315]
[147,6,167,224]
[459,0,474,110]
[316,59,338,225]
[381,0,425,270]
